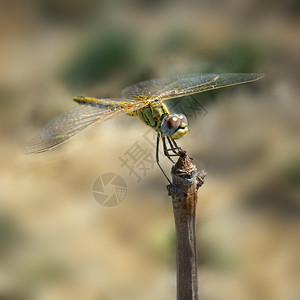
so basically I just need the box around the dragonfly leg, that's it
[170,137,193,160]
[156,133,172,184]
[166,138,178,155]
[167,137,181,155]
[162,135,176,163]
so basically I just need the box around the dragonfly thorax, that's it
[161,113,188,140]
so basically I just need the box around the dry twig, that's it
[167,150,206,300]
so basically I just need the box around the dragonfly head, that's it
[161,114,188,140]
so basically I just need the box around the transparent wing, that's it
[24,98,145,154]
[121,77,175,101]
[122,73,264,102]
[152,73,264,101]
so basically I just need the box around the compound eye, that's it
[178,114,188,126]
[166,116,180,130]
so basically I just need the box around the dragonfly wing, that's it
[121,73,264,102]
[24,99,145,154]
[121,77,177,101]
[150,73,265,101]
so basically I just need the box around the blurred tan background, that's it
[0,0,299,299]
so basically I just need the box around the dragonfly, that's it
[24,73,264,183]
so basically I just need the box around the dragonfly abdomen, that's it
[73,96,111,106]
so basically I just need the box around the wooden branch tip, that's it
[167,150,206,209]
[167,150,206,300]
